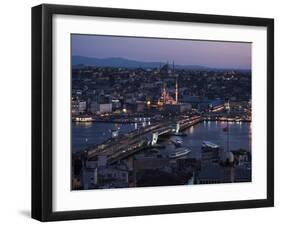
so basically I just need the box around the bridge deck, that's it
[87,116,202,163]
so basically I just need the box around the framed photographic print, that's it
[32,4,274,221]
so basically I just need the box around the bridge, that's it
[86,115,202,164]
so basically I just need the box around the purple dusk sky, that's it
[72,34,252,69]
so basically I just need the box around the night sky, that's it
[72,34,252,69]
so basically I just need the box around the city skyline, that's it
[72,34,252,70]
[71,34,252,190]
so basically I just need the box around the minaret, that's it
[163,82,166,104]
[175,78,178,104]
[226,100,230,152]
[174,61,179,104]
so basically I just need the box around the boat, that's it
[169,147,191,158]
[111,129,119,138]
[73,116,93,122]
[202,141,219,149]
[170,136,183,147]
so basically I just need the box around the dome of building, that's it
[221,151,234,164]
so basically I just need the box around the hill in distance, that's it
[72,56,211,70]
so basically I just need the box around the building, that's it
[71,100,87,115]
[232,149,251,166]
[234,166,252,182]
[99,103,112,114]
[164,103,192,114]
[111,99,122,111]
[90,101,99,114]
[90,101,113,115]
[71,100,79,115]
[134,158,170,171]
[82,168,98,189]
[196,164,251,184]
[98,166,129,187]
[82,155,129,189]
[196,165,234,184]
[201,141,220,166]
[78,101,87,113]
[136,101,146,112]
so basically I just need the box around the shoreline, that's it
[72,120,251,154]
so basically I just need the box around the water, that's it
[72,121,251,157]
[72,120,150,152]
[161,121,251,158]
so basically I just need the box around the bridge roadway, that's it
[87,116,202,164]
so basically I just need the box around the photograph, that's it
[30,3,274,222]
[71,34,252,190]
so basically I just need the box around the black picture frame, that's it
[32,4,274,222]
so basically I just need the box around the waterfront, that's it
[71,35,252,189]
[72,121,251,156]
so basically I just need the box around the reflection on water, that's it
[72,122,134,152]
[170,121,251,158]
[72,121,251,157]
